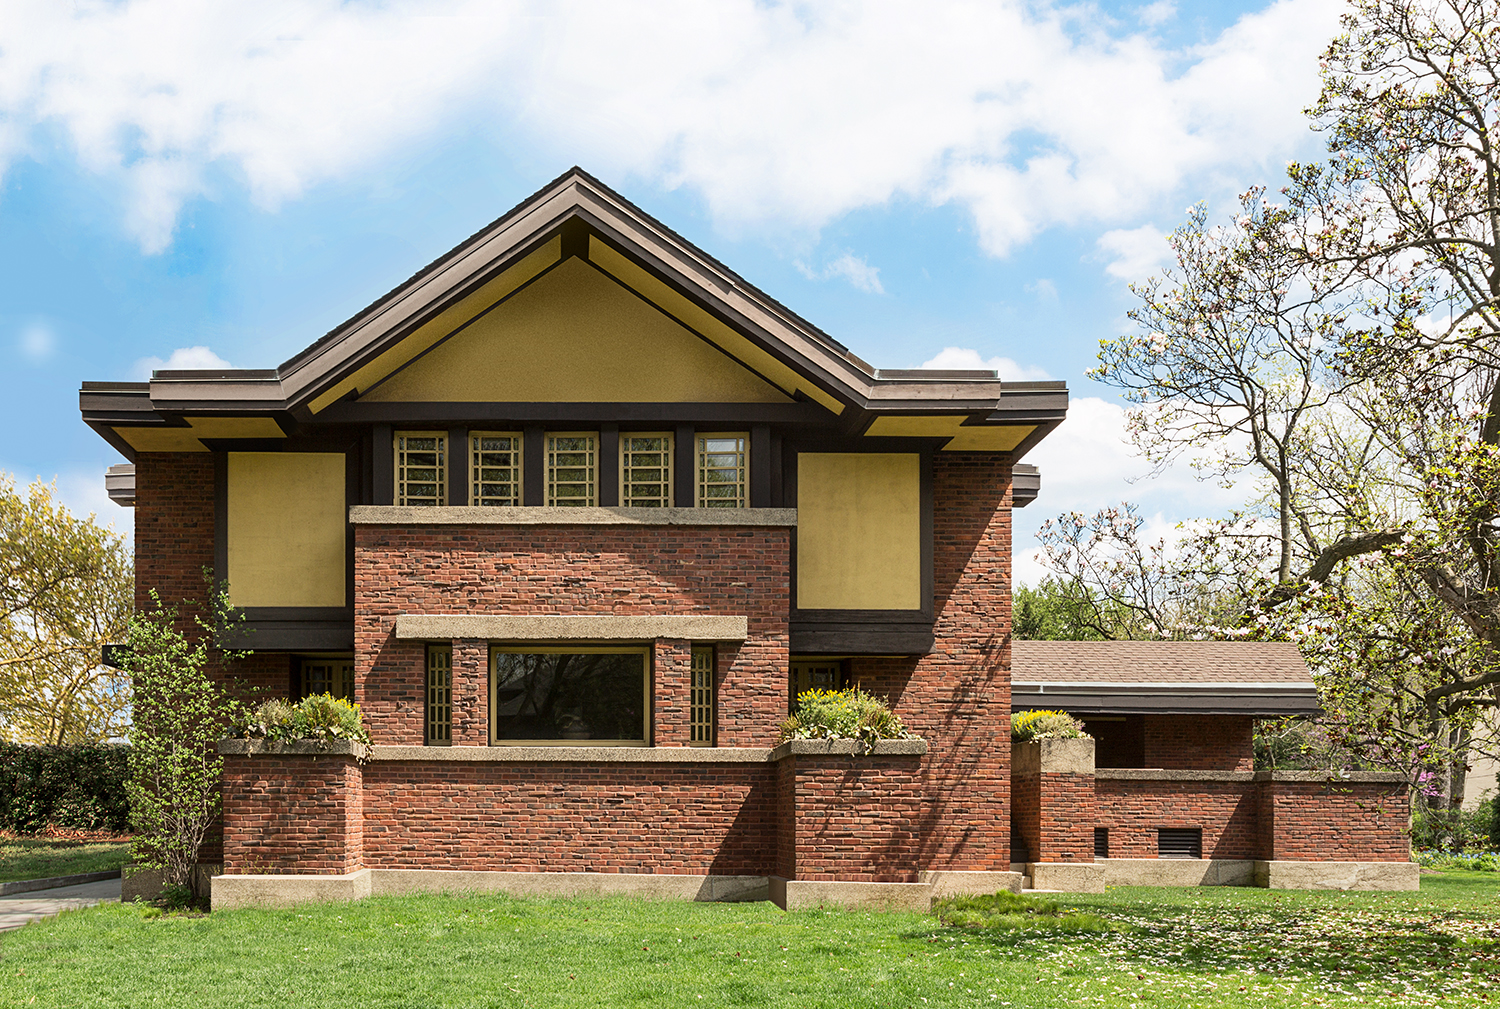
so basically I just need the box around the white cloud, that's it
[1026,278,1058,301]
[1096,224,1172,282]
[18,323,54,361]
[798,252,885,293]
[1137,2,1178,27]
[0,0,1341,253]
[133,345,232,379]
[920,346,1051,382]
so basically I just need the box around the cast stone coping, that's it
[349,505,797,526]
[395,614,749,642]
[372,745,772,763]
[1095,768,1409,784]
[767,738,927,760]
[218,739,369,758]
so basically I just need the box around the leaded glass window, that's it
[690,646,714,746]
[697,434,747,508]
[472,432,523,506]
[620,433,672,507]
[427,645,452,745]
[395,431,446,506]
[547,433,596,506]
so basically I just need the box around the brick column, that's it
[452,639,489,745]
[220,742,365,874]
[1013,738,1101,891]
[653,638,692,746]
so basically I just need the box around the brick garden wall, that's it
[1260,778,1411,862]
[1095,776,1261,860]
[1014,770,1095,863]
[222,754,364,874]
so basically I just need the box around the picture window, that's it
[490,647,648,745]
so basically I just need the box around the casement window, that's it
[690,645,714,746]
[490,647,648,745]
[472,432,523,506]
[426,644,453,745]
[298,659,354,701]
[697,434,748,508]
[547,433,597,506]
[396,431,446,506]
[620,433,672,507]
[789,658,848,711]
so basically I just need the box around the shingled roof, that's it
[1011,640,1320,716]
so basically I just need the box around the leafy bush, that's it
[778,688,908,751]
[1414,849,1500,872]
[933,890,1117,933]
[0,742,130,834]
[233,694,370,745]
[1410,798,1497,852]
[1011,709,1090,742]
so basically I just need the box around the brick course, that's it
[1260,779,1410,862]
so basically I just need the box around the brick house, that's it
[83,168,1413,908]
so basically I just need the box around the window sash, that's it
[472,432,523,506]
[547,433,597,507]
[620,433,673,507]
[489,646,648,745]
[697,433,747,508]
[690,646,714,746]
[396,431,446,506]
[426,645,453,745]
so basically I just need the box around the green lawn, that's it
[0,837,128,884]
[0,872,1495,1008]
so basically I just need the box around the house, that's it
[83,168,1413,909]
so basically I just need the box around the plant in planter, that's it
[1011,709,1090,742]
[779,687,912,752]
[232,694,370,746]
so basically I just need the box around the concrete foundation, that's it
[1098,858,1256,887]
[1254,860,1420,891]
[122,864,222,904]
[1025,862,1104,893]
[768,877,933,912]
[919,870,1024,899]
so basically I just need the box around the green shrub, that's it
[1411,799,1498,852]
[933,890,1117,933]
[1414,849,1500,872]
[0,742,130,834]
[1011,709,1090,742]
[778,688,909,751]
[233,694,370,745]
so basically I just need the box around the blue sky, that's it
[0,0,1342,581]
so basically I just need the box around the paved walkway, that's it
[0,877,121,931]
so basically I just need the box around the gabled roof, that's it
[80,168,1066,460]
[1011,640,1321,716]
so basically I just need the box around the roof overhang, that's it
[1012,681,1322,717]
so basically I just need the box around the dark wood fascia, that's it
[312,401,836,426]
[673,424,695,506]
[598,423,619,507]
[85,422,142,463]
[788,623,935,656]
[222,608,356,652]
[1005,419,1065,463]
[448,426,469,506]
[213,452,228,588]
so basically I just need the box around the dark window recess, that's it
[1094,827,1110,859]
[1158,828,1203,859]
[1083,715,1145,768]
[491,651,647,742]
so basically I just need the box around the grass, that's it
[0,837,129,884]
[933,890,1115,933]
[0,872,1495,1007]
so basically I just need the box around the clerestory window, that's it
[696,433,747,508]
[471,432,523,506]
[395,431,446,506]
[620,433,672,507]
[546,433,597,506]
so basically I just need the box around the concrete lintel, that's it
[371,745,772,763]
[212,869,373,910]
[1254,860,1419,891]
[1097,858,1256,888]
[769,877,934,912]
[1095,768,1256,782]
[768,738,928,761]
[369,870,768,903]
[395,614,749,642]
[919,871,1023,898]
[1025,863,1104,893]
[1013,738,1094,775]
[350,505,797,527]
[218,739,370,759]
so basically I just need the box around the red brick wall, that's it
[222,754,364,874]
[1095,777,1260,859]
[1014,771,1095,863]
[1261,779,1410,862]
[654,639,692,747]
[360,761,776,875]
[1144,716,1254,771]
[779,754,926,882]
[353,524,791,747]
[134,453,215,615]
[846,453,1013,871]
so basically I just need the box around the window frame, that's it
[296,657,355,702]
[690,645,715,747]
[619,432,674,508]
[395,430,447,507]
[488,644,650,746]
[470,431,524,507]
[546,432,598,507]
[426,644,453,746]
[696,432,748,508]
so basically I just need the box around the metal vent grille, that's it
[1157,827,1202,859]
[1094,827,1109,859]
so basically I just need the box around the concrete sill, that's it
[218,739,370,759]
[349,505,797,527]
[768,738,928,760]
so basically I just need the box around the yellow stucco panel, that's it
[364,257,794,404]
[864,415,1033,451]
[309,237,563,414]
[226,452,346,608]
[796,453,921,611]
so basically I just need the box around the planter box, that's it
[218,739,369,758]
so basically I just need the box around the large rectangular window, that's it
[396,431,446,506]
[426,645,453,745]
[547,433,597,506]
[697,433,747,508]
[490,647,648,745]
[620,433,672,507]
[297,658,354,701]
[472,432,523,506]
[690,645,714,746]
